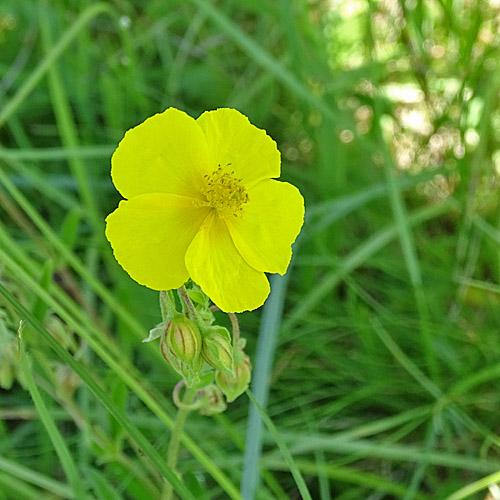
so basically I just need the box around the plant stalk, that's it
[161,386,197,500]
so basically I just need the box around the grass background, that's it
[1,0,500,498]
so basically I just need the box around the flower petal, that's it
[196,108,280,189]
[226,179,305,275]
[185,213,270,312]
[111,108,211,200]
[105,193,210,290]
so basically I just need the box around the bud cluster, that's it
[156,285,252,414]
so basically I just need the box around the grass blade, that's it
[445,470,500,500]
[0,456,73,499]
[246,390,313,500]
[18,323,87,500]
[0,3,115,129]
[190,0,338,122]
[283,202,453,332]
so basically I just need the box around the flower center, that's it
[197,164,248,217]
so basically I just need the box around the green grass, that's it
[1,0,500,499]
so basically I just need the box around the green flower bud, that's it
[202,326,234,375]
[160,339,203,387]
[166,314,202,363]
[160,338,186,376]
[199,385,227,416]
[216,352,251,403]
[160,315,203,387]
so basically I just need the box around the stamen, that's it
[195,165,248,217]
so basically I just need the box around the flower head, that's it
[105,108,304,312]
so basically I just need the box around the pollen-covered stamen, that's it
[197,164,249,217]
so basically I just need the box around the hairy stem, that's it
[161,385,196,500]
[228,312,240,350]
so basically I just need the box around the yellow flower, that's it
[105,108,304,313]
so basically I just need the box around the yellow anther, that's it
[196,165,249,217]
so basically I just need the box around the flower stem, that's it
[161,384,196,500]
[228,312,240,349]
[177,286,197,320]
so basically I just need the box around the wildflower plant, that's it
[105,107,304,497]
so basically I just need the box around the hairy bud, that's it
[166,314,202,363]
[160,315,203,386]
[216,352,251,402]
[199,385,227,416]
[202,326,234,375]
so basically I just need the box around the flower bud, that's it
[160,339,203,387]
[199,385,227,416]
[216,352,251,403]
[202,326,234,375]
[160,315,203,387]
[160,338,187,377]
[166,314,202,363]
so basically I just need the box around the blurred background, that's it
[1,0,500,499]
